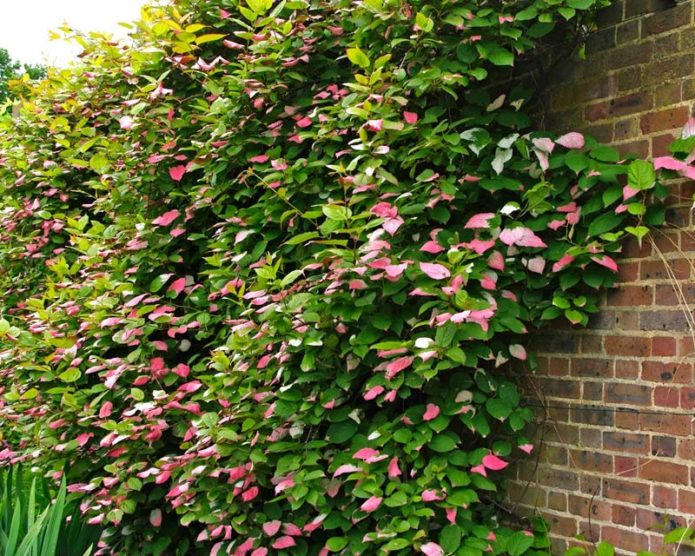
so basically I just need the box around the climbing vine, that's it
[0,0,676,554]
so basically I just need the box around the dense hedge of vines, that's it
[0,0,682,554]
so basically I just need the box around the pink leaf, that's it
[333,464,362,477]
[366,119,383,132]
[519,443,534,454]
[272,536,297,550]
[488,251,505,271]
[482,454,509,471]
[623,185,639,200]
[471,464,487,477]
[100,317,123,328]
[360,496,382,512]
[527,256,545,274]
[263,520,282,536]
[169,165,186,182]
[552,254,575,273]
[250,154,269,163]
[119,116,135,130]
[153,209,181,227]
[509,344,527,360]
[167,277,186,295]
[364,385,384,400]
[499,227,547,248]
[591,255,618,272]
[464,212,495,229]
[423,403,440,421]
[422,489,444,502]
[241,486,259,502]
[388,457,402,477]
[296,116,312,128]
[465,239,496,254]
[556,132,584,149]
[150,508,162,528]
[385,356,414,379]
[421,542,444,556]
[420,262,451,280]
[404,111,419,125]
[98,401,113,419]
[353,447,380,461]
[421,240,444,254]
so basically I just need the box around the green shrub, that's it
[0,0,676,554]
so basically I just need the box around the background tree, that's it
[0,47,45,102]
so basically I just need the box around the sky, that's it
[1,0,149,66]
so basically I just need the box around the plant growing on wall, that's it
[0,0,669,554]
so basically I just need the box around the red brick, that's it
[615,139,649,158]
[641,55,695,87]
[677,438,695,460]
[605,42,653,70]
[600,526,650,553]
[642,3,692,36]
[608,92,653,117]
[548,491,567,512]
[541,512,578,537]
[651,132,676,157]
[580,334,603,354]
[603,431,649,454]
[654,386,680,408]
[548,356,571,377]
[604,335,651,357]
[580,428,603,449]
[640,257,691,280]
[605,383,651,405]
[640,413,692,436]
[615,409,640,430]
[614,359,639,379]
[614,456,638,478]
[651,336,677,356]
[641,106,690,134]
[606,285,653,306]
[679,489,695,513]
[640,310,690,332]
[625,0,678,18]
[572,357,613,378]
[639,459,689,485]
[582,381,603,401]
[585,101,610,122]
[651,435,677,458]
[641,361,691,383]
[571,450,613,473]
[612,504,636,527]
[617,261,639,282]
[651,484,678,508]
[680,387,695,409]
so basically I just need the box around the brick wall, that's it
[511,1,695,554]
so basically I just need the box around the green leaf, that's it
[346,47,370,69]
[588,212,624,237]
[59,368,81,383]
[245,0,273,14]
[430,434,457,452]
[322,205,351,221]
[415,12,434,33]
[506,531,535,556]
[627,159,656,190]
[596,542,615,556]
[488,47,514,66]
[326,537,349,552]
[326,421,357,443]
[567,0,595,8]
[440,524,462,552]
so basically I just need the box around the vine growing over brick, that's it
[0,0,678,554]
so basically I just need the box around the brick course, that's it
[511,2,695,553]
